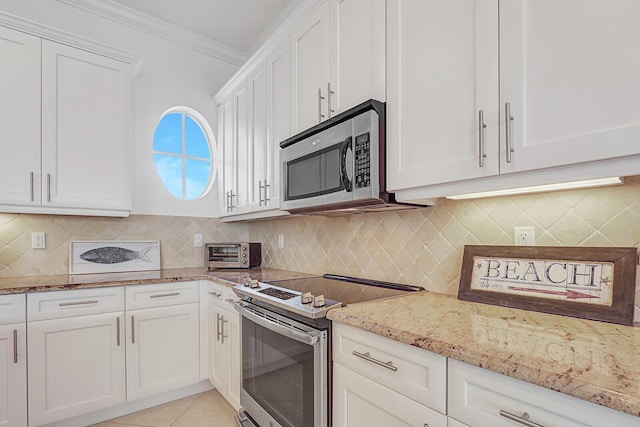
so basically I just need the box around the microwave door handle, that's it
[234,302,319,346]
[340,136,353,192]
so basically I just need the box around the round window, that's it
[152,108,214,200]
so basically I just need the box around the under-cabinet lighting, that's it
[446,177,623,200]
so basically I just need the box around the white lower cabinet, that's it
[125,283,200,401]
[333,363,447,427]
[447,417,469,427]
[27,309,125,426]
[333,323,447,427]
[0,295,27,427]
[448,359,639,427]
[207,282,240,410]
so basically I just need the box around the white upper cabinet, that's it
[329,0,386,116]
[388,0,640,200]
[291,0,386,134]
[386,0,499,192]
[0,25,133,216]
[41,40,132,211]
[499,0,640,174]
[0,27,41,206]
[291,1,331,133]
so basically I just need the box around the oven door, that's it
[234,301,328,427]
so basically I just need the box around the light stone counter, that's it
[327,291,640,418]
[0,267,313,294]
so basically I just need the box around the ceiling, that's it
[111,0,297,53]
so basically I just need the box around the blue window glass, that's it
[153,109,213,200]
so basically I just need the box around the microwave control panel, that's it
[354,132,371,189]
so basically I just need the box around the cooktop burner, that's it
[233,274,424,319]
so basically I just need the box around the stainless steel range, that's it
[232,274,424,427]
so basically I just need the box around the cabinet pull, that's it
[149,292,180,299]
[131,315,135,344]
[59,300,99,307]
[226,191,230,212]
[352,350,398,372]
[499,410,545,427]
[478,110,487,167]
[29,171,35,202]
[220,314,228,345]
[225,297,237,303]
[216,313,222,342]
[258,180,264,206]
[318,88,326,123]
[327,82,335,118]
[505,102,515,163]
[46,173,51,203]
[13,329,17,364]
[263,179,270,203]
[116,316,121,346]
[209,291,222,297]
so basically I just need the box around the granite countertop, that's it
[327,291,640,418]
[0,267,314,294]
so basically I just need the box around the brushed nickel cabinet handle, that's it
[149,292,180,299]
[29,171,34,202]
[499,410,545,427]
[505,102,515,163]
[209,291,222,297]
[220,315,228,345]
[352,350,398,372]
[263,179,270,203]
[258,180,264,206]
[318,88,326,123]
[46,173,51,203]
[327,82,335,118]
[478,110,487,167]
[116,316,121,346]
[13,329,17,364]
[131,315,135,344]
[59,300,99,307]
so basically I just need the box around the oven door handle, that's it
[234,302,319,346]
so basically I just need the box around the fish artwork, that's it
[80,246,152,264]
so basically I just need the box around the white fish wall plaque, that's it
[69,240,160,274]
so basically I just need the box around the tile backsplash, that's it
[1,176,639,313]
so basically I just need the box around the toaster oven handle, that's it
[340,136,353,192]
[234,302,319,346]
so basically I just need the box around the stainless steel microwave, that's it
[205,243,261,269]
[280,100,419,214]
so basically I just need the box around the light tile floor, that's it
[91,390,237,427]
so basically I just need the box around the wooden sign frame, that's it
[458,245,637,326]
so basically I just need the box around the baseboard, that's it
[40,381,215,427]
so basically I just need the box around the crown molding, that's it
[0,10,143,77]
[57,0,246,66]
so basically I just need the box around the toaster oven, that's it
[205,243,261,269]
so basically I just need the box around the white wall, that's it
[0,0,239,216]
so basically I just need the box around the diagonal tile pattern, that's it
[1,177,639,311]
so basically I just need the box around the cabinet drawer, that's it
[333,323,447,414]
[207,281,239,311]
[126,281,198,310]
[448,359,639,427]
[27,287,124,321]
[0,294,26,325]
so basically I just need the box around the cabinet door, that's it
[291,0,331,133]
[233,82,250,212]
[386,0,499,192]
[0,324,26,427]
[266,37,291,208]
[27,312,125,426]
[41,40,132,211]
[329,0,386,115]
[126,303,199,401]
[499,0,640,174]
[218,95,235,215]
[248,60,269,210]
[0,27,41,206]
[209,303,240,410]
[333,363,447,427]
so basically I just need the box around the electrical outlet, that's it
[514,226,535,246]
[278,234,284,248]
[32,232,46,249]
[194,233,203,248]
